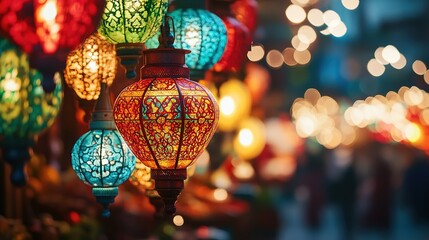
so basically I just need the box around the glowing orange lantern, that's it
[113,19,219,215]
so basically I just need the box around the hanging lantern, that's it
[208,0,251,73]
[146,0,227,80]
[114,18,219,215]
[98,0,168,79]
[231,0,258,36]
[0,38,62,186]
[233,117,266,161]
[64,33,117,121]
[71,83,136,217]
[0,0,106,92]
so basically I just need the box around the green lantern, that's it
[98,0,169,79]
[0,38,62,186]
[146,0,227,80]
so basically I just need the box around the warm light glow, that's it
[404,122,422,143]
[233,117,266,160]
[88,60,98,73]
[298,25,317,44]
[341,0,360,10]
[285,4,306,24]
[233,161,255,180]
[211,169,232,189]
[323,10,340,26]
[238,128,254,147]
[295,116,317,137]
[39,0,57,22]
[374,47,388,65]
[173,215,184,227]
[304,88,321,104]
[220,96,235,116]
[218,79,252,132]
[413,60,427,75]
[283,47,298,66]
[329,21,347,37]
[35,0,60,53]
[424,71,429,85]
[382,45,401,64]
[391,54,407,69]
[247,44,265,62]
[294,49,312,65]
[266,50,284,68]
[308,9,324,27]
[291,36,309,51]
[367,58,385,77]
[213,188,228,201]
[3,75,20,92]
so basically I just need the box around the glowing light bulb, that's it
[213,188,228,201]
[185,29,201,48]
[220,96,236,116]
[87,61,98,73]
[39,0,57,22]
[238,128,254,146]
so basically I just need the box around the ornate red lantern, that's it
[113,18,219,215]
[231,0,258,36]
[0,0,105,92]
[208,0,251,73]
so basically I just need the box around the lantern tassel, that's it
[93,187,118,218]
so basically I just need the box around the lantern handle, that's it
[159,15,175,48]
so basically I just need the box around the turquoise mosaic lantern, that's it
[71,83,135,217]
[145,0,227,80]
[0,38,62,186]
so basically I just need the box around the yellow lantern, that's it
[218,78,252,132]
[64,33,117,121]
[233,117,266,161]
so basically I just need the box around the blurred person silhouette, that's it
[327,147,358,240]
[299,149,326,231]
[359,142,393,235]
[403,149,429,224]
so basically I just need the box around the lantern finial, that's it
[158,16,175,49]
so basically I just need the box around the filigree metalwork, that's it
[98,0,169,44]
[71,129,136,187]
[64,33,117,101]
[146,9,227,71]
[0,38,62,138]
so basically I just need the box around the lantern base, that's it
[1,138,34,187]
[151,169,187,216]
[93,187,118,218]
[116,43,144,79]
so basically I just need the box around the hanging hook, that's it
[159,15,175,48]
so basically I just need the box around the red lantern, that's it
[231,0,258,35]
[0,0,105,92]
[209,0,251,73]
[113,19,219,215]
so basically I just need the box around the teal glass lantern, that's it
[146,0,227,80]
[0,38,62,186]
[71,83,135,217]
[98,0,169,79]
